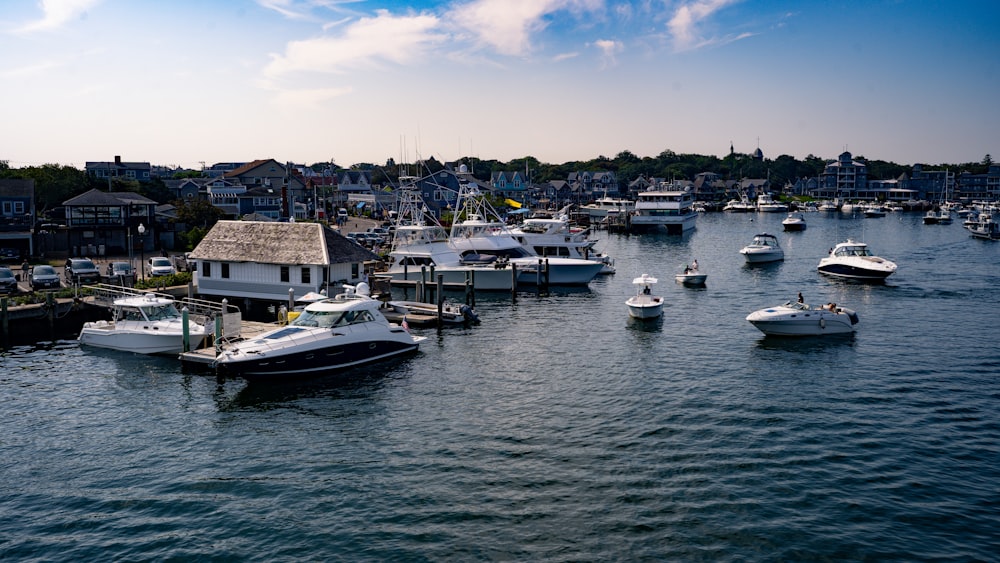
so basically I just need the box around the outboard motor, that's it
[842,307,859,325]
[460,304,480,324]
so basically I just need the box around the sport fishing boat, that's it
[746,300,859,336]
[210,283,426,378]
[78,293,213,355]
[817,239,897,280]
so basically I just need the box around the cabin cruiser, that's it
[782,212,806,231]
[747,300,858,336]
[739,233,784,263]
[507,208,615,274]
[630,183,698,234]
[817,239,897,280]
[449,179,604,285]
[579,194,635,222]
[211,283,425,378]
[756,193,788,213]
[78,293,213,355]
[626,274,663,319]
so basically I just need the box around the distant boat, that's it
[782,213,807,231]
[740,233,784,263]
[675,261,707,286]
[966,213,1000,240]
[747,300,859,336]
[629,183,698,234]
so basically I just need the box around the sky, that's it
[2,0,998,171]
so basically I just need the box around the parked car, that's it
[30,265,61,290]
[147,256,176,277]
[106,261,135,283]
[0,248,19,262]
[0,266,17,293]
[64,257,102,284]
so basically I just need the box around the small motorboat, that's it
[817,239,897,280]
[747,300,859,336]
[78,293,213,355]
[675,261,707,286]
[740,233,784,263]
[966,214,1000,240]
[626,274,664,319]
[387,300,480,325]
[782,213,806,231]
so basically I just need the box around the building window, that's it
[351,263,359,278]
[221,263,230,279]
[301,267,311,284]
[280,266,289,282]
[202,262,211,277]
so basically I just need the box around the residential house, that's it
[956,165,1000,201]
[820,151,868,199]
[188,221,378,303]
[224,159,306,218]
[62,188,157,257]
[908,165,954,202]
[0,179,35,259]
[85,155,152,183]
[491,171,529,205]
[568,171,621,199]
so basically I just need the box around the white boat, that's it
[381,183,520,291]
[211,283,426,378]
[508,207,615,274]
[817,239,897,280]
[966,213,1000,240]
[629,183,698,234]
[386,300,480,325]
[449,179,604,285]
[746,300,859,336]
[817,200,838,212]
[740,233,784,263]
[863,203,887,217]
[782,212,807,231]
[756,192,788,213]
[580,194,635,221]
[723,191,755,212]
[675,261,707,286]
[78,294,213,355]
[626,274,664,319]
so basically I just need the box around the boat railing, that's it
[84,283,238,319]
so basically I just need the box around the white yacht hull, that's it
[747,304,858,336]
[79,321,209,355]
[626,296,663,319]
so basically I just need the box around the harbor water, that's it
[3,211,999,561]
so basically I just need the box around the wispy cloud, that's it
[667,0,743,52]
[448,0,603,57]
[262,9,445,79]
[16,0,102,33]
[591,38,623,69]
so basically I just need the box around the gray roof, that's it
[63,188,157,206]
[188,220,377,265]
[0,178,34,197]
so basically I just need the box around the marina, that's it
[2,210,1000,560]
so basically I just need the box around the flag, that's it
[504,198,522,209]
[402,316,409,331]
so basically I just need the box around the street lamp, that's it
[137,223,146,281]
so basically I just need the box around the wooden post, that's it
[510,263,518,302]
[182,307,191,353]
[437,274,444,328]
[466,271,475,308]
[1,297,8,344]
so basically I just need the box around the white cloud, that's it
[262,9,445,78]
[667,0,741,52]
[448,0,603,57]
[591,38,623,68]
[17,0,102,32]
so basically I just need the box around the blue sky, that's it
[2,0,998,171]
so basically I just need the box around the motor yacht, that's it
[629,183,698,234]
[626,274,663,319]
[747,301,858,336]
[817,239,897,280]
[78,293,213,355]
[740,233,784,263]
[508,207,615,274]
[210,283,426,378]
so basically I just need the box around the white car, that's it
[148,256,177,276]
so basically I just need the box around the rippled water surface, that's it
[3,212,999,561]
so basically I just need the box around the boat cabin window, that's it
[292,308,376,328]
[142,304,181,321]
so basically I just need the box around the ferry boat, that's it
[629,183,698,234]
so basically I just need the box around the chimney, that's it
[115,155,122,165]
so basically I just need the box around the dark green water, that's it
[2,211,999,561]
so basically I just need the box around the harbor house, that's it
[188,221,378,303]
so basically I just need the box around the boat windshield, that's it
[292,308,376,328]
[140,303,181,321]
[836,245,870,257]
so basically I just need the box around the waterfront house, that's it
[63,188,156,257]
[0,179,35,259]
[188,220,378,303]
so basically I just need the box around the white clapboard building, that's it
[188,221,378,303]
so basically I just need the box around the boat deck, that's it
[178,321,280,366]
